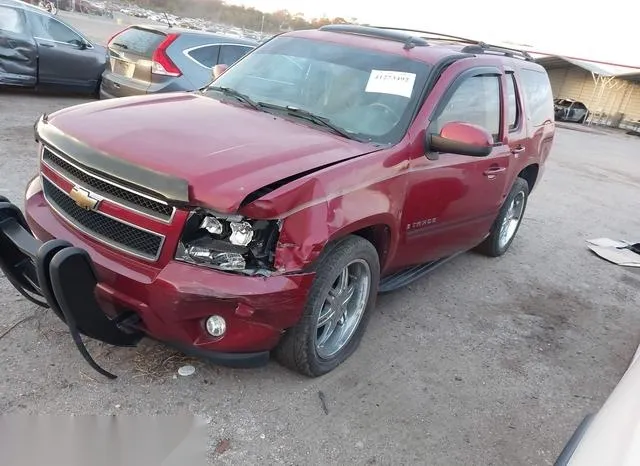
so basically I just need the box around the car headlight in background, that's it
[175,209,280,274]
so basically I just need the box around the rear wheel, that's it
[275,236,380,377]
[475,177,529,257]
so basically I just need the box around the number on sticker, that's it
[365,70,417,98]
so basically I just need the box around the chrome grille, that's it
[42,177,164,261]
[42,147,174,221]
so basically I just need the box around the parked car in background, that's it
[99,25,256,99]
[554,98,589,123]
[0,0,106,95]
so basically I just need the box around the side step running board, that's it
[378,254,461,294]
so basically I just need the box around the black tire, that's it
[475,177,529,257]
[275,235,380,377]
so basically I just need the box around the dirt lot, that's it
[2,18,640,464]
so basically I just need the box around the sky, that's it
[230,0,639,68]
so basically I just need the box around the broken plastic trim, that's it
[0,202,144,379]
[0,198,271,377]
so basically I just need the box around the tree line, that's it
[131,0,356,32]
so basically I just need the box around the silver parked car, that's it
[99,24,257,99]
[554,98,589,123]
[0,0,106,95]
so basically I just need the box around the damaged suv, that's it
[0,25,555,378]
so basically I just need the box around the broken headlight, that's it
[175,209,280,274]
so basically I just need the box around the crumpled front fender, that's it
[241,176,331,273]
[238,147,406,274]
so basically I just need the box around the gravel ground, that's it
[2,19,640,465]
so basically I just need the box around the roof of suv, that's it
[286,25,542,69]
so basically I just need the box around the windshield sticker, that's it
[365,70,416,98]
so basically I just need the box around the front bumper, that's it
[0,195,314,377]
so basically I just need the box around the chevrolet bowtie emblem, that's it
[69,186,100,211]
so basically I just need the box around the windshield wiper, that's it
[208,86,261,110]
[112,42,129,49]
[257,103,355,140]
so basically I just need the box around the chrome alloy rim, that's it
[498,191,526,249]
[314,259,371,359]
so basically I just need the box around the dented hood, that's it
[45,92,377,213]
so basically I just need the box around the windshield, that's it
[205,36,431,144]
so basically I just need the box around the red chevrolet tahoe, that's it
[0,25,555,378]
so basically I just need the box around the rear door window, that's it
[0,6,25,34]
[519,68,554,127]
[109,27,166,58]
[187,44,221,68]
[218,45,252,65]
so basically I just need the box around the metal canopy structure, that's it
[534,54,640,127]
[618,72,640,83]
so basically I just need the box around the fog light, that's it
[205,315,226,337]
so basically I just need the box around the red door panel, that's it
[391,64,511,270]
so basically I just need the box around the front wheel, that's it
[475,177,529,257]
[275,235,380,377]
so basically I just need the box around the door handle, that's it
[38,42,54,48]
[511,144,525,154]
[483,166,506,177]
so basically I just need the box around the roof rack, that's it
[366,26,481,46]
[320,24,534,61]
[370,26,534,61]
[459,44,534,61]
[318,24,428,50]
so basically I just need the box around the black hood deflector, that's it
[35,115,191,205]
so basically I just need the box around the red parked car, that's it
[0,25,555,378]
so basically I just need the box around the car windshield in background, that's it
[206,36,431,144]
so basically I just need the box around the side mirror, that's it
[212,64,228,80]
[427,121,493,159]
[70,39,87,49]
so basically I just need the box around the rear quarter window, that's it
[519,68,554,127]
[110,27,166,57]
[186,44,221,68]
